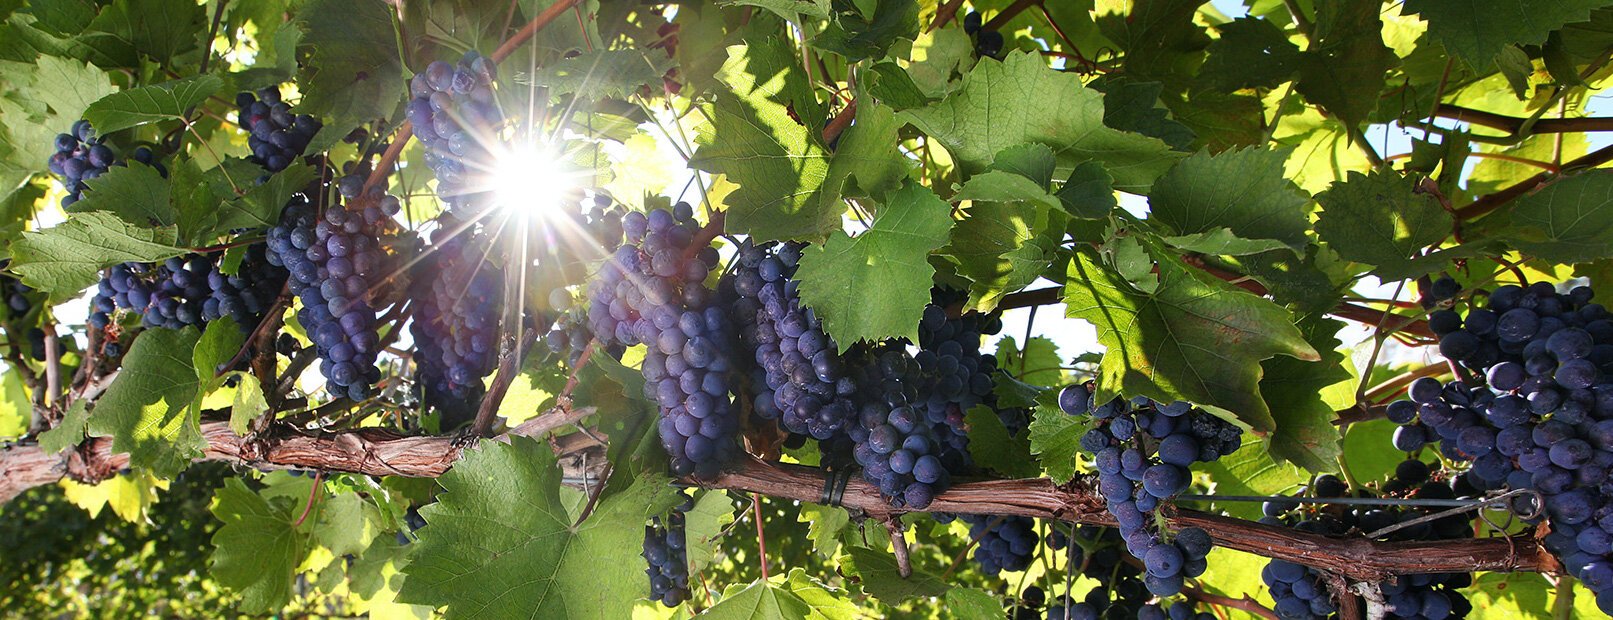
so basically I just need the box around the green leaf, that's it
[1159,229,1293,256]
[194,317,245,388]
[1094,79,1195,151]
[1094,0,1210,85]
[718,0,831,24]
[1063,247,1319,433]
[842,546,948,603]
[813,0,919,62]
[293,0,404,143]
[1314,170,1453,278]
[902,52,1181,192]
[901,27,975,101]
[690,37,838,242]
[990,143,1057,188]
[216,162,319,235]
[1294,2,1397,133]
[85,328,205,477]
[798,503,851,559]
[1198,17,1302,91]
[37,398,89,454]
[312,492,380,558]
[10,211,182,299]
[1488,169,1613,264]
[685,491,738,573]
[956,171,1062,211]
[67,163,174,226]
[1056,162,1117,219]
[995,336,1063,388]
[964,405,1037,478]
[1147,147,1311,253]
[209,478,307,613]
[1197,437,1307,520]
[229,372,268,435]
[1027,401,1084,483]
[81,75,223,134]
[944,201,1059,313]
[700,578,817,620]
[1259,316,1350,471]
[776,569,860,620]
[1341,419,1406,483]
[85,0,206,66]
[826,101,911,201]
[398,437,682,618]
[944,588,1003,620]
[1405,0,1613,70]
[795,181,953,350]
[530,49,674,101]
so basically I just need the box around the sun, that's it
[489,142,571,220]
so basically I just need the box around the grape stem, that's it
[470,327,539,437]
[752,492,770,580]
[927,0,967,31]
[1456,143,1613,221]
[290,470,324,528]
[884,518,913,578]
[940,515,1005,580]
[1181,581,1278,620]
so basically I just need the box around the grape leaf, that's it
[10,211,183,299]
[85,328,205,477]
[1197,437,1307,520]
[293,0,404,152]
[82,75,223,134]
[685,490,738,572]
[1027,401,1085,483]
[1341,419,1405,483]
[66,163,173,226]
[1259,316,1350,471]
[1314,170,1453,278]
[61,470,168,522]
[1094,0,1210,85]
[943,201,1059,313]
[1062,247,1319,433]
[702,577,817,620]
[813,0,919,62]
[1094,79,1195,152]
[944,588,1003,620]
[824,101,911,202]
[1198,17,1302,91]
[964,406,1038,479]
[1147,147,1311,253]
[1487,169,1613,264]
[1295,2,1397,134]
[795,181,953,350]
[901,51,1181,192]
[84,0,206,66]
[229,373,268,435]
[842,547,949,603]
[1158,229,1292,256]
[312,492,381,558]
[37,398,89,454]
[530,49,674,101]
[995,336,1063,388]
[398,437,682,619]
[1405,0,1613,70]
[798,503,851,559]
[1056,162,1117,219]
[690,37,838,242]
[194,317,244,389]
[718,0,832,25]
[775,569,860,620]
[209,478,307,613]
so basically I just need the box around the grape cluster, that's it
[88,246,288,331]
[1394,282,1613,613]
[235,87,322,172]
[543,197,634,362]
[842,341,967,508]
[958,515,1037,576]
[642,494,693,607]
[1043,525,1166,619]
[265,193,392,401]
[730,241,857,440]
[407,52,503,214]
[0,269,36,321]
[410,217,502,414]
[963,11,1005,58]
[1059,383,1239,597]
[585,204,739,479]
[1259,469,1474,619]
[916,297,1010,446]
[46,121,165,208]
